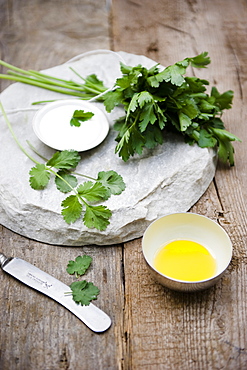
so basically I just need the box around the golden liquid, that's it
[154,240,217,281]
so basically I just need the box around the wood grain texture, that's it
[0,1,124,369]
[111,0,247,369]
[0,0,247,369]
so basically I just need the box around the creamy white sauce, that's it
[33,100,109,151]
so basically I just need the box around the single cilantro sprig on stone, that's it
[103,51,241,165]
[0,102,126,231]
[66,255,92,277]
[29,149,125,230]
[29,151,124,230]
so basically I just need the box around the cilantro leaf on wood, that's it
[70,109,94,127]
[66,255,92,277]
[69,280,100,306]
[29,164,50,189]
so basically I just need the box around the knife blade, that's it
[0,253,111,333]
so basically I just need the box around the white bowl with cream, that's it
[32,99,109,151]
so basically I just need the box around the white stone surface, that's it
[0,51,217,246]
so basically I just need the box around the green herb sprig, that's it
[70,109,94,127]
[65,255,100,306]
[103,52,241,165]
[66,255,93,277]
[0,102,125,230]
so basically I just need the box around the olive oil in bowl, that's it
[154,240,217,282]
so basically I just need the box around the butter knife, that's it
[0,253,111,333]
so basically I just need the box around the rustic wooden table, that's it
[0,0,247,369]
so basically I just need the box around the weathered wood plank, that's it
[1,0,247,368]
[0,1,124,369]
[111,0,247,368]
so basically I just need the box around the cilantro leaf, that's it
[178,112,192,131]
[83,74,106,92]
[61,195,82,224]
[198,129,217,148]
[139,102,157,132]
[29,164,50,189]
[83,205,112,231]
[47,150,81,170]
[77,181,110,202]
[97,170,126,195]
[70,109,94,127]
[66,255,92,277]
[55,171,78,193]
[188,52,211,68]
[148,60,189,87]
[211,87,234,110]
[210,127,241,166]
[103,90,123,112]
[69,280,100,306]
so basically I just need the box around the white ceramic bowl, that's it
[32,99,109,151]
[142,213,232,292]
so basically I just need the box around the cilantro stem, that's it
[0,101,40,165]
[26,140,48,161]
[69,67,107,95]
[26,141,98,181]
[0,74,90,98]
[48,167,79,196]
[72,171,97,181]
[0,59,107,100]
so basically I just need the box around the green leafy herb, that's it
[0,102,125,231]
[103,52,241,165]
[66,255,92,277]
[46,150,81,169]
[70,109,94,127]
[97,170,126,196]
[69,280,100,306]
[65,255,100,306]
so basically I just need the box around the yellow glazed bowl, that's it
[142,213,232,292]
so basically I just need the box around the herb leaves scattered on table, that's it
[103,52,240,165]
[67,255,93,277]
[66,255,100,306]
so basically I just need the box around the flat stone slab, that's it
[0,51,217,246]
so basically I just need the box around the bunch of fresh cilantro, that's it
[103,52,240,165]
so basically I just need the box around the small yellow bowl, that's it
[142,213,232,292]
